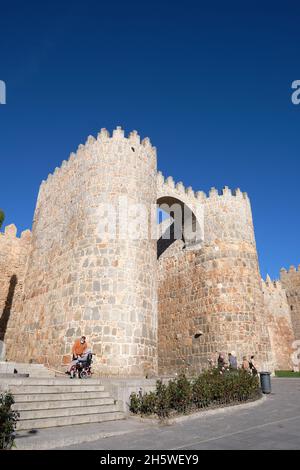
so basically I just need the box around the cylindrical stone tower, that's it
[7,127,158,376]
[158,184,273,374]
[197,187,273,370]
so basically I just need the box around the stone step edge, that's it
[4,381,106,386]
[13,393,111,402]
[19,404,120,420]
[6,387,105,393]
[14,399,115,410]
[14,391,111,396]
[1,378,105,383]
[16,411,125,431]
[14,421,144,450]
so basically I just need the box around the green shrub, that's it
[140,391,157,415]
[129,369,261,418]
[129,392,140,414]
[0,392,19,450]
[155,380,171,418]
[168,374,192,414]
[192,373,214,408]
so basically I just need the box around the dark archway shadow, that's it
[0,274,17,342]
[157,220,177,259]
[157,196,202,259]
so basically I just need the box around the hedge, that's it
[129,369,261,418]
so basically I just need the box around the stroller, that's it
[70,350,94,379]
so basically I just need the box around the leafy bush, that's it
[129,392,140,414]
[0,392,19,450]
[129,369,261,418]
[192,373,214,408]
[155,380,171,418]
[139,391,157,415]
[168,374,192,414]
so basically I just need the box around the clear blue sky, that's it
[0,0,299,279]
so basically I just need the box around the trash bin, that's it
[260,371,271,394]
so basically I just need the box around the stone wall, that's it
[262,277,295,370]
[280,266,300,342]
[2,127,298,376]
[0,225,31,349]
[158,184,273,375]
[5,128,158,376]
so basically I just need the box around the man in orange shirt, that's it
[72,336,88,359]
[66,336,88,374]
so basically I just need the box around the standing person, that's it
[249,355,258,376]
[66,336,88,374]
[242,356,249,370]
[72,336,88,359]
[218,352,225,369]
[228,351,238,370]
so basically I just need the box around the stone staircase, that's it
[0,361,56,377]
[0,377,125,430]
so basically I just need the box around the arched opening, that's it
[157,196,202,259]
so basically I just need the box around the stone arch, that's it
[157,195,202,259]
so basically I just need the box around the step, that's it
[19,403,119,420]
[14,397,114,411]
[16,411,125,430]
[0,362,55,377]
[6,384,105,394]
[0,373,29,378]
[0,377,104,386]
[13,391,110,402]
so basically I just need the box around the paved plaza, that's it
[63,379,300,450]
[15,378,300,450]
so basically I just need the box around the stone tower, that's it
[158,183,273,374]
[1,126,298,376]
[280,266,300,342]
[6,127,158,376]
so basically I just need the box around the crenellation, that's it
[234,188,242,198]
[86,135,96,146]
[185,186,194,197]
[97,127,110,140]
[209,187,219,198]
[165,176,175,189]
[4,224,17,237]
[112,125,124,138]
[128,130,140,145]
[175,181,185,193]
[222,186,232,196]
[196,190,207,201]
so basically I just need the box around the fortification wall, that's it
[280,266,300,342]
[262,277,295,370]
[6,127,158,376]
[158,180,273,375]
[0,225,31,349]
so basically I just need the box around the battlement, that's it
[280,265,300,294]
[0,224,32,243]
[280,265,300,275]
[262,275,283,291]
[157,172,249,205]
[38,126,157,201]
